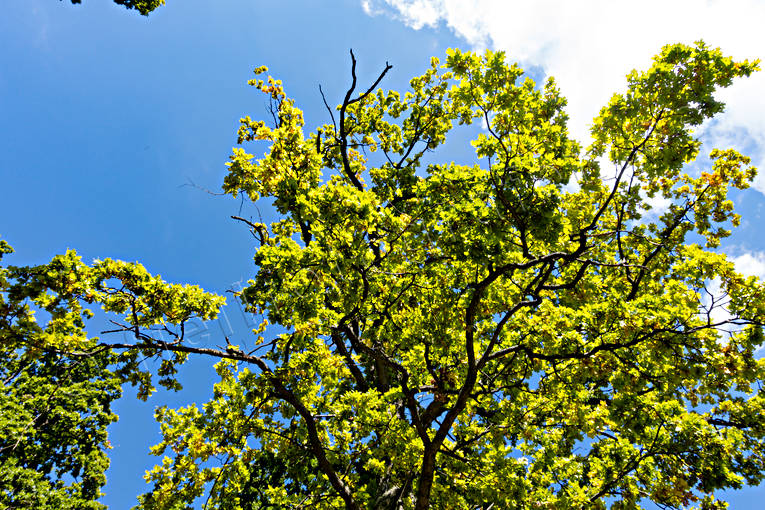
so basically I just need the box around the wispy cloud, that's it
[363,0,765,192]
[30,6,52,49]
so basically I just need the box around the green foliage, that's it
[3,41,765,509]
[215,42,765,509]
[0,350,120,509]
[0,241,224,507]
[64,0,166,16]
[0,243,121,508]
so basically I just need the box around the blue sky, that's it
[1,0,764,507]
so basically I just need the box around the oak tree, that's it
[2,42,765,509]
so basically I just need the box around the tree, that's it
[64,0,165,16]
[2,42,765,509]
[0,242,121,509]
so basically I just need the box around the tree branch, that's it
[338,49,392,191]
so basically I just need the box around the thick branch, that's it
[91,337,359,509]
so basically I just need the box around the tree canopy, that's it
[65,0,165,16]
[0,242,122,509]
[2,42,765,509]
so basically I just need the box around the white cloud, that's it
[367,0,442,29]
[731,251,765,280]
[363,0,765,192]
[698,251,765,330]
